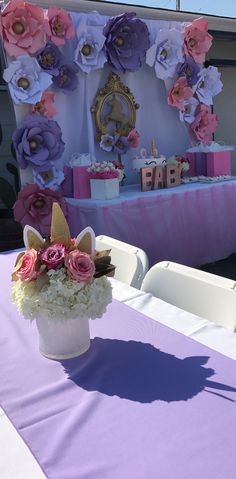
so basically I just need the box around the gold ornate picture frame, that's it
[91,73,139,141]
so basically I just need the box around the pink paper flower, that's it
[0,0,50,57]
[13,184,67,236]
[40,244,66,269]
[167,77,193,111]
[65,250,95,283]
[14,249,44,282]
[184,18,213,64]
[127,129,140,148]
[32,92,58,118]
[48,6,75,46]
[190,104,218,145]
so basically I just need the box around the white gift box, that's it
[90,178,119,200]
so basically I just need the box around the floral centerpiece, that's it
[87,161,120,180]
[11,202,114,359]
[87,161,120,200]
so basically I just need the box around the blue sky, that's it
[106,0,236,18]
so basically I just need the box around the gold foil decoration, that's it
[50,203,71,247]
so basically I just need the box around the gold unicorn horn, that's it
[50,203,71,246]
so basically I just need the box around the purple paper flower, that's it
[36,43,64,76]
[103,12,150,74]
[146,28,184,80]
[114,135,129,155]
[33,166,65,191]
[74,12,106,73]
[177,56,201,87]
[52,64,78,93]
[195,66,223,105]
[12,114,65,172]
[3,55,52,104]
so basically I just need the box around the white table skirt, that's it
[1,278,236,479]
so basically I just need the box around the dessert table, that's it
[1,251,236,479]
[66,180,236,267]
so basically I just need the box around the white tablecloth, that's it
[1,278,236,478]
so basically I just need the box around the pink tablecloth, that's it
[66,181,236,267]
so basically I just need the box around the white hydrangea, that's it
[12,268,112,321]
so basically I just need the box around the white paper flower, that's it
[33,167,65,191]
[74,12,106,73]
[179,97,199,124]
[146,28,184,80]
[195,66,223,105]
[3,55,53,105]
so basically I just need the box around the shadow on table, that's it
[62,337,236,403]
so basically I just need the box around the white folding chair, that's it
[96,235,149,289]
[141,261,236,332]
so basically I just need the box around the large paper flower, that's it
[52,64,78,93]
[190,104,218,144]
[103,12,150,74]
[48,6,75,46]
[32,91,58,118]
[36,43,64,76]
[13,184,67,236]
[12,114,65,172]
[0,0,50,57]
[167,77,193,111]
[179,97,199,124]
[74,12,106,73]
[177,56,201,87]
[195,66,223,105]
[184,18,213,64]
[114,135,129,154]
[146,28,184,80]
[3,55,52,105]
[33,166,64,191]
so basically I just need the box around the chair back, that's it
[96,235,149,289]
[141,261,236,332]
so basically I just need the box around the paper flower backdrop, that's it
[0,0,223,231]
[146,17,221,144]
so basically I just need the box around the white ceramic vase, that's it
[36,316,90,360]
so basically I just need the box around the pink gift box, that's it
[61,165,73,197]
[73,166,91,199]
[206,151,231,176]
[186,152,197,176]
[186,150,232,177]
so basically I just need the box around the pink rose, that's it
[190,104,218,145]
[127,129,140,148]
[48,6,75,46]
[0,0,50,57]
[184,19,213,64]
[168,77,193,111]
[65,250,95,283]
[14,249,44,282]
[40,244,66,269]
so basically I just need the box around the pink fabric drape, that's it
[66,181,236,267]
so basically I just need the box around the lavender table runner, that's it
[1,252,236,479]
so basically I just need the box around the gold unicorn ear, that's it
[75,227,95,255]
[23,225,45,250]
[50,203,71,247]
